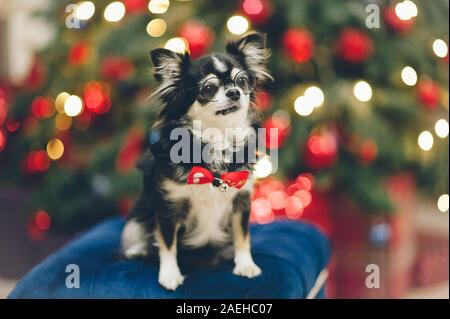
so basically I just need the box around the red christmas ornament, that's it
[282,28,315,63]
[0,93,7,126]
[26,150,51,172]
[69,42,91,66]
[179,21,214,59]
[6,121,21,132]
[83,81,111,114]
[359,138,378,165]
[304,131,338,170]
[116,128,145,174]
[24,57,46,90]
[384,5,415,34]
[241,0,272,25]
[100,56,135,82]
[336,28,373,63]
[31,96,54,119]
[255,90,273,111]
[0,129,6,152]
[417,79,440,110]
[123,0,148,14]
[263,114,291,149]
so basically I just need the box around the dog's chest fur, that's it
[162,178,239,247]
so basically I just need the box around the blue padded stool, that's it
[8,218,330,299]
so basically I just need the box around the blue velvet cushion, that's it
[8,218,330,299]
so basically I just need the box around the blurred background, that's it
[0,0,448,298]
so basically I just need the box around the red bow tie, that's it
[186,166,249,191]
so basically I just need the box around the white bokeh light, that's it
[148,0,170,14]
[395,1,418,21]
[75,1,95,20]
[294,96,314,116]
[304,86,325,108]
[434,119,449,138]
[437,194,449,213]
[254,157,273,178]
[353,81,373,102]
[104,1,126,22]
[227,16,249,35]
[432,39,448,58]
[417,131,434,151]
[165,37,188,53]
[401,66,418,86]
[64,95,83,117]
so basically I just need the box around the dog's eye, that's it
[199,79,219,101]
[235,72,255,94]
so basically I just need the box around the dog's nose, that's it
[225,88,240,101]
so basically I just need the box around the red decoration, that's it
[359,138,378,165]
[69,42,91,66]
[336,28,373,63]
[179,21,214,59]
[100,56,135,82]
[255,90,273,111]
[241,0,272,25]
[24,57,46,90]
[416,79,440,110]
[26,150,51,173]
[0,129,6,152]
[83,81,111,114]
[282,28,315,63]
[116,128,145,174]
[35,210,51,231]
[304,130,338,170]
[0,91,7,126]
[31,96,54,119]
[263,114,291,149]
[384,6,415,34]
[123,0,148,14]
[6,121,21,132]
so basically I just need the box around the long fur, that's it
[121,32,272,290]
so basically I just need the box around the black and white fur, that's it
[121,33,272,291]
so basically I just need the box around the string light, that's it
[294,96,314,116]
[64,95,83,117]
[432,39,448,58]
[437,194,449,213]
[146,18,167,37]
[34,210,51,231]
[395,0,418,21]
[148,0,170,14]
[304,86,325,108]
[104,1,126,22]
[227,15,249,35]
[55,113,72,131]
[353,80,372,102]
[417,130,433,151]
[254,156,273,178]
[401,66,417,86]
[55,92,70,113]
[434,119,449,138]
[46,138,65,160]
[165,37,188,53]
[75,1,95,20]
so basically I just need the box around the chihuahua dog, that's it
[121,32,272,291]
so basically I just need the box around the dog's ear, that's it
[150,48,190,83]
[226,32,273,84]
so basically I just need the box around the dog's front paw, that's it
[124,245,148,259]
[158,266,185,291]
[233,260,262,278]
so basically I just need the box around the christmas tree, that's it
[0,0,448,237]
